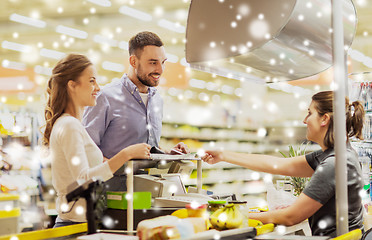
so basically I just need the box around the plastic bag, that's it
[266,181,297,210]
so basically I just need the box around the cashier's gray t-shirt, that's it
[303,143,364,237]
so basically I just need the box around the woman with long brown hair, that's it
[43,53,151,227]
[202,91,365,237]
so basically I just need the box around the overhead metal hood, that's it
[185,0,356,83]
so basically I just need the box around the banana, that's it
[218,207,230,230]
[225,204,244,229]
[216,210,228,230]
[209,207,227,230]
[209,203,244,230]
[206,218,213,230]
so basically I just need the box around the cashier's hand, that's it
[202,150,224,164]
[170,142,190,154]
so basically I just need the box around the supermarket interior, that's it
[0,0,372,239]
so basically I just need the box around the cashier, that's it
[202,91,365,237]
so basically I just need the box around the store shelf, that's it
[350,139,372,145]
[161,123,264,143]
[207,180,267,196]
[161,135,263,143]
[162,121,258,131]
[184,168,270,185]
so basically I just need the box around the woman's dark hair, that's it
[43,54,92,146]
[312,91,365,149]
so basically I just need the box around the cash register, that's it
[134,173,215,207]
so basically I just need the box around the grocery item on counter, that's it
[207,200,226,214]
[255,223,275,236]
[248,219,263,227]
[228,200,247,210]
[137,215,206,240]
[209,203,244,230]
[185,203,207,218]
[170,208,188,219]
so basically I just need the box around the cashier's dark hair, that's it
[128,31,163,58]
[43,54,92,146]
[312,91,365,149]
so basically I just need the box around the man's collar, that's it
[122,74,157,96]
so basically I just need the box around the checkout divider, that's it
[0,223,87,240]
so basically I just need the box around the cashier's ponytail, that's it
[312,91,365,149]
[43,54,92,146]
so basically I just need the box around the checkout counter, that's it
[0,172,351,240]
[0,156,357,239]
[0,222,334,240]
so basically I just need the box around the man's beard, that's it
[137,74,158,87]
[136,64,160,87]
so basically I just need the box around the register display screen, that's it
[161,174,187,195]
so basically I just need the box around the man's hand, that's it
[170,142,190,154]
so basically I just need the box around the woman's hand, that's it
[201,150,224,164]
[125,143,151,160]
[109,143,151,173]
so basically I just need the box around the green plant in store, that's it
[279,142,311,197]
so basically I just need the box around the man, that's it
[82,31,189,191]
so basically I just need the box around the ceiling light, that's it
[30,10,40,19]
[157,19,185,33]
[171,38,178,44]
[2,59,26,71]
[102,61,125,72]
[221,85,234,95]
[34,65,52,76]
[198,92,209,101]
[56,25,88,39]
[189,78,205,89]
[93,34,118,47]
[166,53,179,63]
[9,13,46,28]
[87,0,111,7]
[2,41,32,53]
[40,48,66,60]
[52,42,59,49]
[154,6,164,17]
[119,6,152,21]
[118,41,128,50]
[0,76,33,91]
